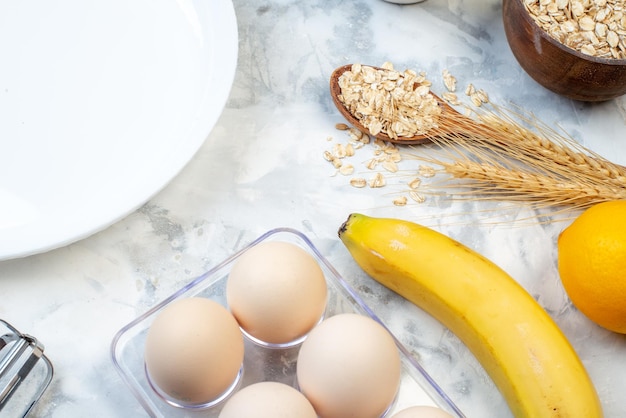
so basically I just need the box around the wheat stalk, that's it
[404,103,626,213]
[439,159,626,206]
[474,107,626,186]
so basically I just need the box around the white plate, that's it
[0,0,238,260]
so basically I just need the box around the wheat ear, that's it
[405,103,626,212]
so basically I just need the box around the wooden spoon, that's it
[329,64,483,145]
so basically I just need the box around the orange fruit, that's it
[557,200,626,333]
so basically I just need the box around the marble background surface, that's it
[2,0,626,416]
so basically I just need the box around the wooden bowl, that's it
[502,0,626,102]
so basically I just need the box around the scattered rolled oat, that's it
[393,196,408,206]
[339,163,355,175]
[350,177,367,188]
[476,89,489,103]
[442,92,461,105]
[382,160,399,173]
[418,165,437,178]
[443,69,457,92]
[408,178,422,189]
[409,190,426,203]
[324,120,438,205]
[333,143,348,159]
[335,123,350,130]
[470,93,484,107]
[366,158,379,170]
[523,0,626,59]
[337,63,442,140]
[369,172,386,188]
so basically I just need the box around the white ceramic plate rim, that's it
[0,0,238,260]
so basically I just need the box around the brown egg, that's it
[226,241,327,345]
[391,405,455,418]
[144,297,244,405]
[296,313,402,418]
[218,382,317,418]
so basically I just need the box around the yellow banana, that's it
[338,213,602,418]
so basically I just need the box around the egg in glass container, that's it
[391,405,455,418]
[296,313,402,418]
[144,297,244,407]
[226,241,327,346]
[218,381,317,418]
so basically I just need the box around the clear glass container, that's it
[110,228,465,418]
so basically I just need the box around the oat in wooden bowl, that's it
[503,0,626,101]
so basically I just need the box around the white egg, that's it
[144,297,244,405]
[226,241,327,345]
[218,381,317,418]
[296,313,402,418]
